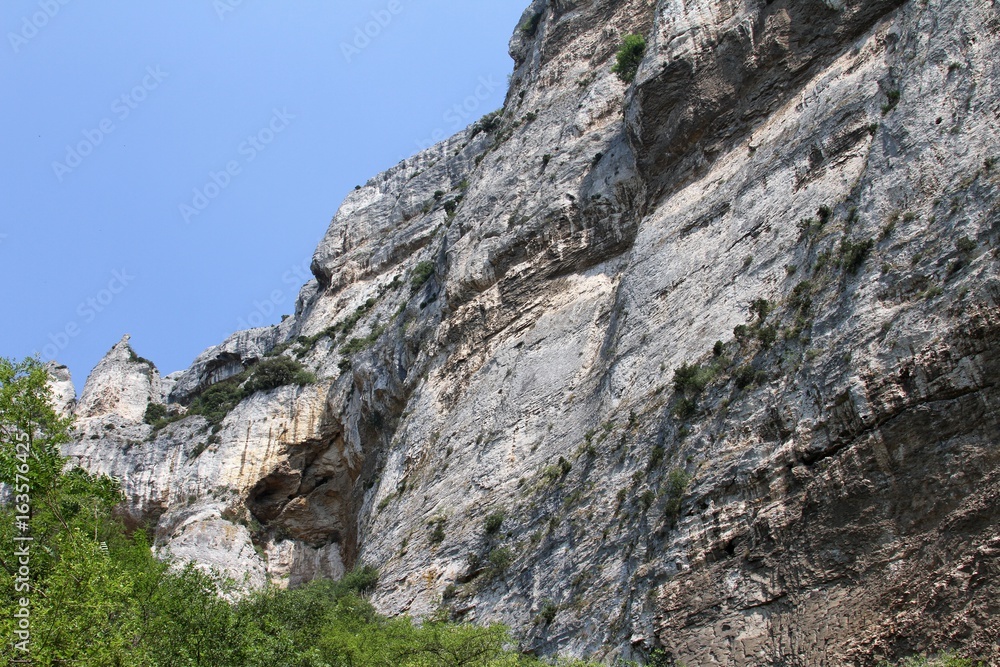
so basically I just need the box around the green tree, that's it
[0,357,153,665]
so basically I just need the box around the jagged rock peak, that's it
[76,335,164,421]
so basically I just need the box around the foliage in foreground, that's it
[0,357,577,666]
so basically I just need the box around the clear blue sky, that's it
[1,0,526,389]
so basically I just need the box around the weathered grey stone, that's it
[45,361,76,418]
[58,0,1000,663]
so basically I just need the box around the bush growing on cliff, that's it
[612,34,647,83]
[664,468,691,519]
[189,375,247,426]
[470,110,503,138]
[183,357,317,428]
[487,546,514,574]
[411,260,435,292]
[244,356,316,394]
[672,362,715,395]
[484,510,505,535]
[839,237,875,274]
[144,401,168,424]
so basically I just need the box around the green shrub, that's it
[188,376,248,426]
[798,216,826,239]
[128,348,156,367]
[734,364,758,390]
[411,260,435,291]
[638,489,655,510]
[956,236,977,254]
[664,468,691,518]
[673,362,715,395]
[672,396,698,420]
[470,110,503,138]
[144,402,168,425]
[185,358,316,428]
[535,599,558,625]
[340,324,386,356]
[428,518,447,545]
[487,547,514,574]
[840,237,875,273]
[244,357,316,394]
[484,511,505,535]
[612,34,647,83]
[333,564,379,597]
[648,445,665,470]
[790,281,813,313]
[882,89,901,115]
[541,456,572,483]
[749,298,773,322]
[338,300,377,338]
[558,456,572,476]
[756,326,777,349]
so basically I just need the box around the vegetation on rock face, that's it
[189,375,248,426]
[170,356,319,429]
[144,401,168,425]
[243,356,316,394]
[411,260,436,292]
[128,348,156,368]
[612,34,647,83]
[470,110,503,139]
[484,510,505,535]
[520,11,542,37]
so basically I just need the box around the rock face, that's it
[60,0,1000,664]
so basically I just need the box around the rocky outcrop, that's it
[76,335,163,421]
[61,0,1000,664]
[45,362,76,418]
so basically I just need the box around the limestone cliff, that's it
[62,0,1000,664]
